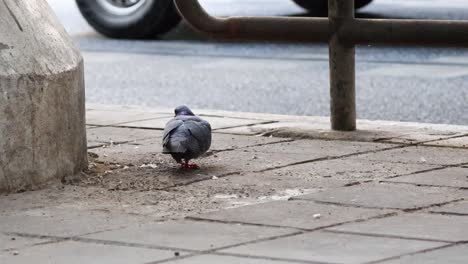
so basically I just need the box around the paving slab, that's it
[173,171,348,210]
[221,231,445,264]
[328,213,468,242]
[87,141,107,149]
[210,133,287,151]
[424,136,468,148]
[116,116,272,130]
[166,254,298,264]
[242,139,390,164]
[0,207,150,237]
[380,132,464,145]
[430,200,468,215]
[194,200,394,230]
[384,167,468,188]
[0,240,179,264]
[383,244,468,264]
[355,146,468,165]
[270,157,438,181]
[83,220,297,251]
[86,109,170,126]
[87,127,163,145]
[0,233,50,251]
[295,183,467,209]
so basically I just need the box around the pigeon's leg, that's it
[182,160,199,169]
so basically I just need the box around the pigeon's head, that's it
[174,105,195,117]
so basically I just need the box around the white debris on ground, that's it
[139,163,158,169]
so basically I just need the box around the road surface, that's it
[48,0,468,125]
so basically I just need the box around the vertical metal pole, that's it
[329,0,356,131]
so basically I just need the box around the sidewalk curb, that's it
[86,104,468,148]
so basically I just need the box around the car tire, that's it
[76,0,181,39]
[292,0,373,13]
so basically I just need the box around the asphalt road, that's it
[48,0,468,125]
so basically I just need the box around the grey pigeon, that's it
[162,106,212,169]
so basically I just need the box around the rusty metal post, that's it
[329,0,356,131]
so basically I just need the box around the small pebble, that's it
[313,213,321,219]
[212,176,219,180]
[12,251,19,256]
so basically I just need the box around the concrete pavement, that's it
[1,104,468,263]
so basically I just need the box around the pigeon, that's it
[162,106,212,169]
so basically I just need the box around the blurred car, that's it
[76,0,373,39]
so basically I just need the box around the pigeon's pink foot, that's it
[181,162,199,169]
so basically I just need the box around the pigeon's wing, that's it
[162,118,184,152]
[184,118,212,154]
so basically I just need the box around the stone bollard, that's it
[0,0,87,192]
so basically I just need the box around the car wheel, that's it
[292,0,373,13]
[76,0,181,39]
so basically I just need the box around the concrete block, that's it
[166,254,296,263]
[195,200,394,230]
[86,109,170,126]
[210,133,286,151]
[87,127,163,145]
[0,241,178,264]
[0,0,87,192]
[0,207,150,237]
[424,136,468,148]
[271,157,438,181]
[355,146,468,165]
[384,167,468,188]
[0,233,49,251]
[83,220,296,251]
[383,244,468,264]
[430,200,468,215]
[328,213,468,242]
[296,183,467,209]
[221,231,445,263]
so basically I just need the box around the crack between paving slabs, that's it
[197,114,275,122]
[291,198,465,213]
[382,163,467,182]
[87,115,173,127]
[185,209,397,233]
[378,180,468,190]
[210,138,295,155]
[323,229,454,244]
[87,136,161,150]
[383,166,450,180]
[212,121,279,131]
[428,211,468,217]
[364,243,461,264]
[146,251,329,264]
[255,144,408,174]
[3,231,198,254]
[143,231,306,264]
[376,131,468,147]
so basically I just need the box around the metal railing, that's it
[174,0,468,131]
